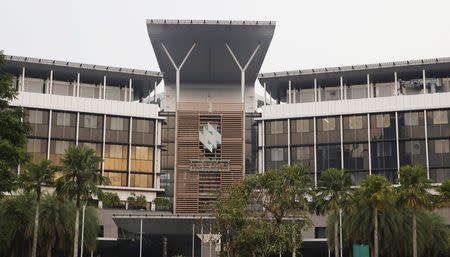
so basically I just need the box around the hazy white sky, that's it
[1,0,450,74]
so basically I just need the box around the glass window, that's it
[406,141,421,155]
[435,139,450,154]
[130,173,152,188]
[135,119,150,133]
[271,148,284,161]
[271,121,283,134]
[350,144,364,158]
[405,112,419,126]
[30,110,43,124]
[55,141,70,155]
[433,110,448,125]
[296,120,309,133]
[376,114,390,128]
[84,115,98,129]
[349,116,363,130]
[56,112,71,126]
[104,172,127,187]
[376,142,392,157]
[323,118,336,131]
[109,145,125,158]
[111,117,124,131]
[296,147,310,160]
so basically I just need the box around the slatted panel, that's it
[175,102,244,214]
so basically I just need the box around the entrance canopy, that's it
[113,213,214,235]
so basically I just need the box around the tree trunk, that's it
[292,232,296,257]
[46,244,52,257]
[31,202,40,257]
[413,212,417,257]
[335,218,339,257]
[73,207,80,257]
[373,207,378,257]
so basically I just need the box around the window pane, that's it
[376,114,390,128]
[435,139,450,154]
[323,118,336,131]
[405,112,419,126]
[111,117,124,130]
[271,148,284,161]
[296,147,310,160]
[270,121,283,134]
[349,116,363,130]
[296,120,309,133]
[433,110,448,125]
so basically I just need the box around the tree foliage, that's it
[0,192,99,257]
[216,164,313,257]
[0,51,29,195]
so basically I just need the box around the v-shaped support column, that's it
[161,42,197,103]
[225,43,261,103]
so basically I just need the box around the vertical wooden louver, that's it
[175,102,244,214]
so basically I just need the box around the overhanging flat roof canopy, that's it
[258,57,450,100]
[113,213,214,235]
[3,55,163,97]
[147,19,275,84]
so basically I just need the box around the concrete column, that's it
[225,43,260,103]
[161,42,196,104]
[49,70,53,94]
[367,74,370,98]
[76,112,80,145]
[128,117,132,187]
[395,112,400,180]
[340,76,344,100]
[263,82,267,106]
[47,110,52,160]
[77,73,80,97]
[424,110,430,178]
[154,80,157,103]
[262,120,265,173]
[422,69,427,94]
[101,114,106,176]
[129,79,132,102]
[103,76,107,100]
[192,223,195,257]
[314,78,318,102]
[367,113,372,175]
[21,67,25,92]
[394,72,398,96]
[340,115,344,169]
[313,117,317,187]
[287,119,291,165]
[288,80,292,104]
[139,218,143,257]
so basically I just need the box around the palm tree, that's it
[437,179,450,205]
[39,193,75,257]
[357,175,394,257]
[316,168,353,257]
[0,192,35,257]
[397,165,434,257]
[20,159,57,257]
[55,145,108,257]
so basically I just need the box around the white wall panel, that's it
[260,92,450,120]
[11,92,161,119]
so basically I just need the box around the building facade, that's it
[4,19,450,257]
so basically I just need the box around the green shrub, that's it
[101,192,121,208]
[154,197,171,210]
[127,193,147,210]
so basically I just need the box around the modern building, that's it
[3,19,450,257]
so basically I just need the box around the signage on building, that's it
[199,123,221,152]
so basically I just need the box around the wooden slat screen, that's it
[175,102,244,214]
